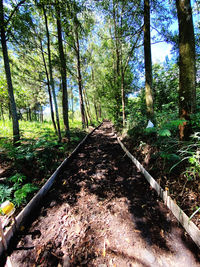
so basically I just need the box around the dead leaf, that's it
[160,229,164,238]
[134,229,141,233]
[102,248,106,257]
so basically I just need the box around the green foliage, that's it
[183,151,200,180]
[0,185,13,202]
[14,183,38,207]
[9,173,26,184]
[158,129,171,137]
[0,119,87,209]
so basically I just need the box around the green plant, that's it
[14,183,38,206]
[9,173,26,184]
[182,151,200,180]
[0,184,13,202]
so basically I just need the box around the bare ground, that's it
[3,121,200,267]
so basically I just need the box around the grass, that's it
[0,118,86,210]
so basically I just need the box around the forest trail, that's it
[5,121,200,266]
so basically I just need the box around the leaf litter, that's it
[3,121,200,266]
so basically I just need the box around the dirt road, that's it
[4,121,200,266]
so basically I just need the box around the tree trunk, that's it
[83,88,92,125]
[91,68,99,122]
[75,26,86,128]
[56,2,70,138]
[29,108,32,121]
[0,0,20,143]
[94,97,99,122]
[40,105,43,123]
[176,0,196,140]
[0,104,4,121]
[43,5,62,142]
[112,1,121,121]
[121,70,126,126]
[144,0,154,122]
[40,38,57,133]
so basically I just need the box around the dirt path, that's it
[4,121,200,266]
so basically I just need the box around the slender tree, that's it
[55,1,70,138]
[144,0,154,122]
[74,22,87,128]
[176,0,196,140]
[39,37,57,133]
[43,4,62,141]
[0,0,21,143]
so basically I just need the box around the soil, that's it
[2,121,200,266]
[121,134,200,229]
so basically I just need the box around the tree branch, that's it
[5,0,26,26]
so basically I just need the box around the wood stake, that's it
[0,218,7,251]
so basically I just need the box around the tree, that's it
[55,0,70,138]
[73,16,87,128]
[42,4,62,141]
[176,0,196,140]
[144,0,154,122]
[0,0,22,143]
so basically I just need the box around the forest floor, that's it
[2,121,200,266]
[122,133,200,229]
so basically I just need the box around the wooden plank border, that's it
[116,136,200,249]
[0,122,103,256]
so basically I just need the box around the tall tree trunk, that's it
[113,1,121,121]
[0,0,20,143]
[144,0,154,122]
[56,2,70,138]
[70,86,74,122]
[83,88,92,125]
[40,105,43,123]
[91,68,99,122]
[120,3,126,127]
[0,104,4,121]
[176,0,196,140]
[40,38,57,133]
[43,5,62,142]
[75,26,86,128]
[29,108,32,121]
[94,98,99,122]
[121,70,126,126]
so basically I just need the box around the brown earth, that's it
[121,134,200,229]
[2,121,200,266]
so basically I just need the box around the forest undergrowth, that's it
[0,119,87,214]
[121,110,200,229]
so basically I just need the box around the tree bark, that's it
[144,0,154,122]
[121,70,126,126]
[112,1,121,121]
[40,38,57,133]
[74,25,86,128]
[176,0,196,140]
[0,0,20,143]
[43,5,62,142]
[83,88,92,125]
[0,104,4,121]
[56,2,70,138]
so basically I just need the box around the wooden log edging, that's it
[116,136,200,249]
[0,122,103,257]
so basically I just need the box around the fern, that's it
[0,185,13,203]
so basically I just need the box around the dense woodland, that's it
[0,0,200,220]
